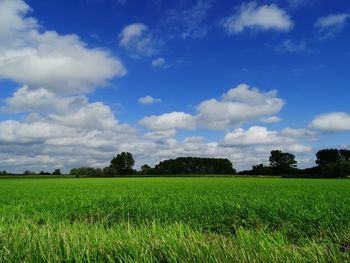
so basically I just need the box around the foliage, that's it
[109,152,135,175]
[24,170,36,175]
[151,157,236,175]
[140,164,152,175]
[102,166,118,177]
[70,167,103,178]
[316,149,342,166]
[39,171,51,175]
[52,169,62,175]
[269,150,297,169]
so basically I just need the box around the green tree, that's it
[340,149,350,162]
[269,150,297,175]
[110,152,135,175]
[140,164,152,175]
[52,169,61,175]
[316,149,341,166]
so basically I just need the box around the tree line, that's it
[1,148,349,178]
[0,169,62,176]
[239,149,350,178]
[70,153,236,177]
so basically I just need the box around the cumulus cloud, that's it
[222,2,294,34]
[222,126,312,151]
[119,23,160,57]
[221,126,313,162]
[0,0,133,172]
[0,0,37,42]
[139,112,197,131]
[0,99,137,173]
[261,116,282,123]
[197,84,285,129]
[4,86,88,114]
[0,0,126,95]
[309,112,350,132]
[315,14,349,40]
[139,84,284,131]
[144,129,176,140]
[138,95,162,105]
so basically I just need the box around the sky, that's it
[0,0,349,173]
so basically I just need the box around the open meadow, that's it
[0,177,349,262]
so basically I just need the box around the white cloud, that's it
[309,112,350,132]
[0,0,37,42]
[222,126,312,153]
[119,23,159,57]
[315,14,349,40]
[138,95,162,105]
[261,116,282,123]
[151,57,167,68]
[280,127,316,138]
[0,0,126,95]
[139,112,197,131]
[144,129,176,140]
[197,84,285,129]
[0,0,134,172]
[0,98,137,172]
[139,84,284,131]
[48,102,120,130]
[4,86,88,114]
[222,2,294,34]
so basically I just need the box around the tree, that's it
[153,157,236,175]
[102,166,118,177]
[340,149,350,162]
[110,152,135,175]
[24,170,36,175]
[140,164,152,175]
[52,169,61,175]
[251,164,273,175]
[70,167,103,177]
[269,150,297,174]
[316,149,341,166]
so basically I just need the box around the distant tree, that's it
[39,171,51,175]
[340,149,350,162]
[0,171,8,176]
[316,149,341,166]
[102,166,118,177]
[110,152,135,175]
[140,164,152,175]
[154,157,236,175]
[318,162,350,178]
[70,167,103,177]
[52,169,61,175]
[24,170,36,175]
[251,164,273,175]
[269,150,297,169]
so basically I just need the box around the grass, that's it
[0,177,349,262]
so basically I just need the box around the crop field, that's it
[0,177,349,262]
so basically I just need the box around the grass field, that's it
[0,177,349,262]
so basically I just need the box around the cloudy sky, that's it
[0,0,349,173]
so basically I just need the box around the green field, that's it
[0,177,349,262]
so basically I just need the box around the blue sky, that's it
[0,0,349,173]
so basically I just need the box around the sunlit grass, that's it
[0,177,349,262]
